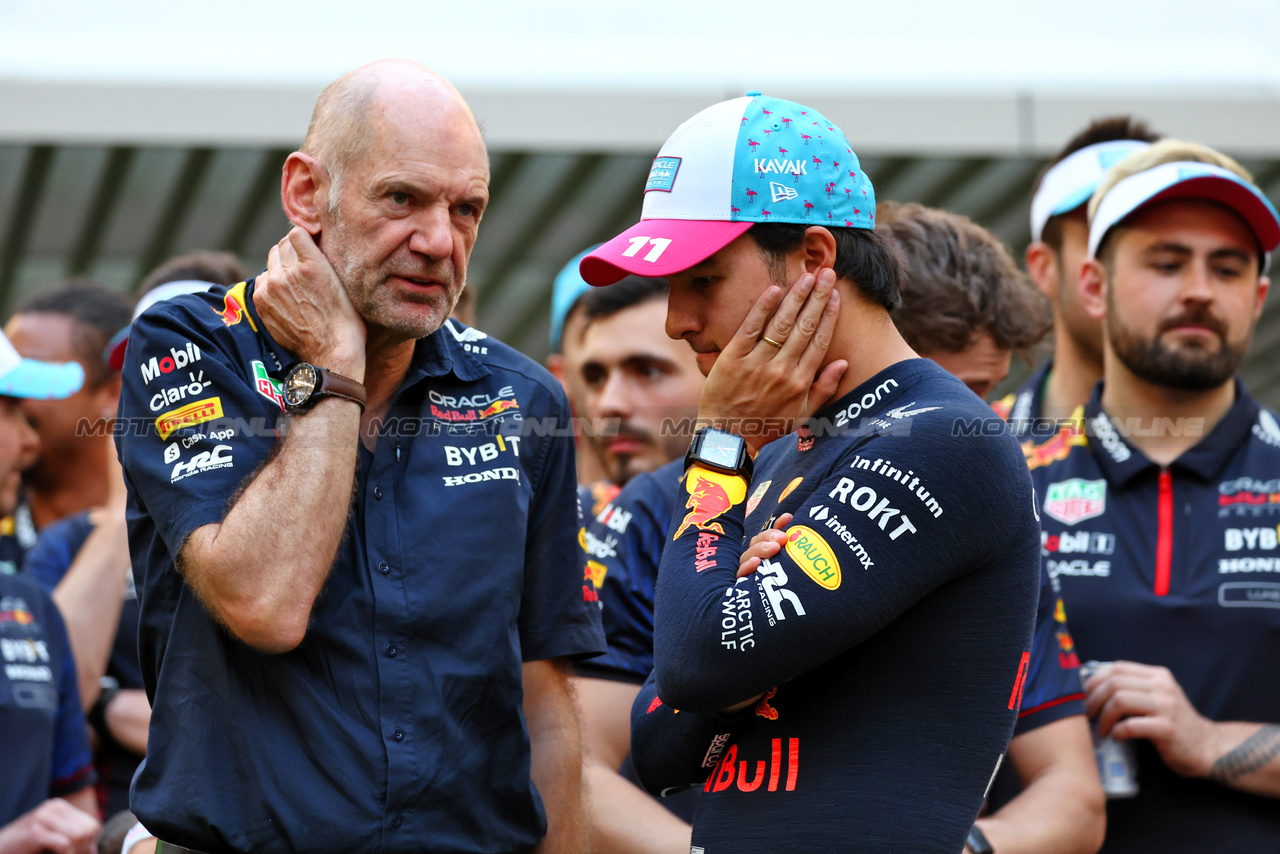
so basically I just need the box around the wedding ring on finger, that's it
[762,335,785,349]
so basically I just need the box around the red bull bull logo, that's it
[754,687,779,720]
[212,281,258,331]
[673,466,747,541]
[479,399,520,419]
[1024,407,1086,471]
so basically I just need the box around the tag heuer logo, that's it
[1044,478,1107,526]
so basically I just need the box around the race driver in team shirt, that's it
[1026,139,1280,852]
[578,92,1039,854]
[581,200,1103,854]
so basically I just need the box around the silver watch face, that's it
[284,364,319,407]
[700,430,743,469]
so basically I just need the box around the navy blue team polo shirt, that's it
[117,280,605,854]
[630,359,1040,854]
[1027,380,1280,851]
[0,572,94,824]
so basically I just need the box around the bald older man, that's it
[115,60,605,854]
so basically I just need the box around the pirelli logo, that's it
[156,397,223,440]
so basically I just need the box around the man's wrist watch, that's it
[966,825,994,854]
[281,362,367,413]
[685,426,754,482]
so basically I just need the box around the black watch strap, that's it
[685,426,754,482]
[89,677,120,738]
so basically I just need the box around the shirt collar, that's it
[1083,377,1260,485]
[244,278,490,385]
[404,320,491,384]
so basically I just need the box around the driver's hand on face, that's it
[698,268,846,454]
[255,227,368,380]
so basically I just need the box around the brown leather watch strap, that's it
[317,369,368,412]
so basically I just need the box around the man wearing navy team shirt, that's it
[0,329,99,854]
[579,93,1040,854]
[116,60,603,854]
[1028,139,1280,852]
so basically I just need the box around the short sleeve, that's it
[1014,568,1086,735]
[516,383,607,662]
[117,305,283,558]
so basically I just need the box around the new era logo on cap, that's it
[580,92,876,286]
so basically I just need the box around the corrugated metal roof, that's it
[3,143,1279,405]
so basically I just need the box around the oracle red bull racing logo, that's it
[674,466,747,541]
[428,386,520,423]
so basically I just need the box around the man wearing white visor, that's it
[580,92,1041,854]
[1027,140,1280,852]
[997,119,1159,440]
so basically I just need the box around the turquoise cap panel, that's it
[728,95,876,229]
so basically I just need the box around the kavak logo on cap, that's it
[581,92,876,286]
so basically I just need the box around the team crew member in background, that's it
[580,93,1040,853]
[0,329,99,854]
[0,284,132,575]
[880,201,1052,401]
[1027,139,1280,852]
[875,202,1105,854]
[570,276,706,854]
[547,247,611,492]
[997,118,1160,436]
[25,252,246,821]
[575,276,704,490]
[117,59,604,853]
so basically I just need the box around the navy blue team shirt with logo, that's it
[625,359,1040,854]
[0,572,94,824]
[1027,381,1280,852]
[117,280,605,854]
[25,511,143,817]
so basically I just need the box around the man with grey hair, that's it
[116,59,604,853]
